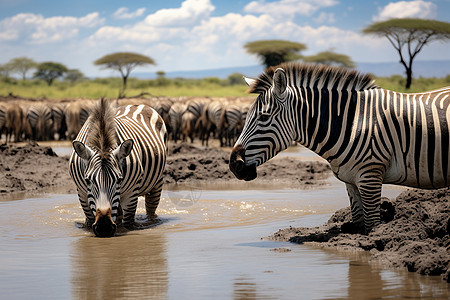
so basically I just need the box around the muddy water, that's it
[0,179,448,299]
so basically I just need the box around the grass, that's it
[0,74,449,99]
[0,77,249,99]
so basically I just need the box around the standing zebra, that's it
[27,104,54,141]
[69,99,167,237]
[0,104,6,142]
[229,63,450,234]
[168,102,187,143]
[199,100,225,146]
[220,103,246,146]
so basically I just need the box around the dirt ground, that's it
[0,142,331,195]
[1,142,448,282]
[0,142,75,194]
[164,143,330,186]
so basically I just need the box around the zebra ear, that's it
[73,141,93,161]
[114,139,134,161]
[273,68,287,100]
[243,76,257,87]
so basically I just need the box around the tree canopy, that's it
[8,57,37,80]
[34,62,68,86]
[244,40,306,68]
[363,18,450,89]
[303,50,355,68]
[94,52,156,94]
[64,69,86,84]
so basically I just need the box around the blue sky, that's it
[0,0,449,77]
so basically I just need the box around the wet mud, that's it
[268,189,450,282]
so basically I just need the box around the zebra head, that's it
[230,67,295,181]
[73,139,133,237]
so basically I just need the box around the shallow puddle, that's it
[0,180,448,299]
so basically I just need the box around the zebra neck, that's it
[294,87,361,162]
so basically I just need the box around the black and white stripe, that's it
[27,104,53,141]
[231,63,450,233]
[69,99,167,235]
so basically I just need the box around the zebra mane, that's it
[86,98,117,157]
[248,63,378,94]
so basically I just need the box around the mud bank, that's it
[0,142,75,194]
[0,142,331,195]
[268,188,450,282]
[164,143,331,186]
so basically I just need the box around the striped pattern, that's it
[233,62,450,233]
[51,104,67,140]
[200,100,224,146]
[220,104,245,146]
[168,102,187,142]
[27,104,54,141]
[69,100,167,229]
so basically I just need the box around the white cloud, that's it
[314,12,335,23]
[374,0,437,21]
[244,0,338,18]
[113,7,146,20]
[144,0,214,27]
[0,12,104,43]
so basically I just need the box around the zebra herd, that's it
[0,96,252,147]
[3,62,449,237]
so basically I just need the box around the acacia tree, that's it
[363,18,450,89]
[94,52,155,94]
[34,62,68,86]
[8,57,37,80]
[65,69,85,84]
[244,40,307,68]
[303,50,355,68]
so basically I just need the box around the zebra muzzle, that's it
[229,145,257,181]
[93,207,117,237]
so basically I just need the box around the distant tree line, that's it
[2,17,449,92]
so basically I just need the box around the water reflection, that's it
[233,276,277,300]
[347,258,449,299]
[71,231,168,299]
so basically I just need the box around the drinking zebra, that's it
[69,99,167,237]
[229,63,450,234]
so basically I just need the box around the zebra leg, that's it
[122,195,139,229]
[345,183,364,233]
[145,177,164,217]
[77,193,95,227]
[357,177,383,234]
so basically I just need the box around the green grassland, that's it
[1,74,449,99]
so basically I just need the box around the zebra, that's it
[199,100,225,146]
[181,111,197,143]
[153,98,174,137]
[27,104,54,141]
[65,101,91,141]
[5,104,24,143]
[0,104,6,142]
[219,103,246,146]
[51,103,67,140]
[69,99,167,237]
[229,62,450,234]
[168,102,187,143]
